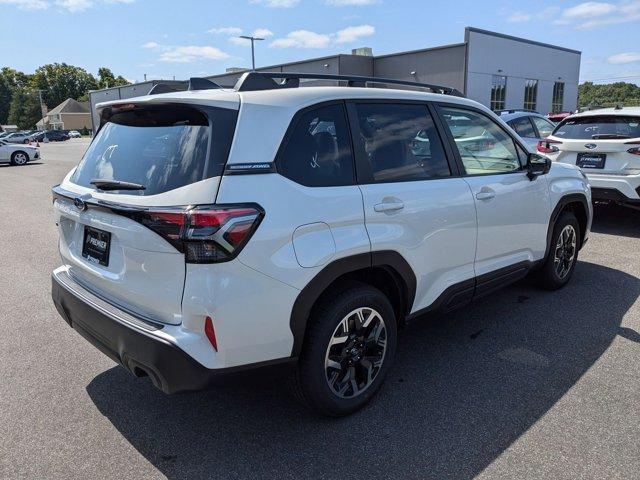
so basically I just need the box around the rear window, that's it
[71,104,237,196]
[553,115,640,140]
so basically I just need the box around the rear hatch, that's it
[550,115,640,174]
[54,99,239,324]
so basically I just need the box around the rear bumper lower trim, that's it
[52,268,296,393]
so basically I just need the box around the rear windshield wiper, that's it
[90,179,146,191]
[591,134,631,139]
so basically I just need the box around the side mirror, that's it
[526,153,551,180]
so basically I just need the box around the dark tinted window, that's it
[553,115,640,140]
[278,103,354,187]
[354,103,450,182]
[71,104,237,196]
[508,116,536,138]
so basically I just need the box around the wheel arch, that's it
[289,251,416,357]
[543,193,590,262]
[11,150,29,163]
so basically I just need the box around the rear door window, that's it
[352,103,451,183]
[71,104,238,195]
[531,116,555,138]
[277,103,354,187]
[554,115,640,140]
[508,116,536,138]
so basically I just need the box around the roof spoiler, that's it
[147,77,222,96]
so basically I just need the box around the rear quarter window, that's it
[71,104,238,196]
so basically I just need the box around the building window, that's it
[552,82,565,113]
[490,75,507,111]
[523,79,538,111]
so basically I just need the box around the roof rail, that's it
[188,77,222,91]
[234,71,464,96]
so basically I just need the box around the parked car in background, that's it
[4,131,33,144]
[0,139,40,165]
[68,130,81,138]
[547,112,573,124]
[51,72,591,417]
[497,110,556,148]
[540,107,640,209]
[30,130,70,142]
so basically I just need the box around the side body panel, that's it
[463,172,551,276]
[358,179,477,313]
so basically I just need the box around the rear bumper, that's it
[51,268,296,394]
[586,173,640,202]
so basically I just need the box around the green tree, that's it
[30,63,98,109]
[0,67,31,124]
[8,88,42,130]
[578,81,640,108]
[97,67,129,89]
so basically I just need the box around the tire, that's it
[10,151,29,166]
[536,211,580,290]
[291,282,397,417]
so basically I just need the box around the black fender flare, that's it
[543,193,590,262]
[289,251,416,357]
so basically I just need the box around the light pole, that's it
[238,35,264,70]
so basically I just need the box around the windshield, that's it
[71,104,237,196]
[553,115,640,140]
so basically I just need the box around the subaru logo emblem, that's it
[73,197,87,211]
[584,143,597,150]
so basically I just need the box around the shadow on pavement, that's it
[87,261,639,480]
[0,162,43,168]
[591,202,640,239]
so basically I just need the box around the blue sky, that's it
[1,0,639,84]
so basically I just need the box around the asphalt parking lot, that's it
[1,139,639,480]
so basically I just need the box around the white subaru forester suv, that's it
[52,72,592,416]
[538,107,640,209]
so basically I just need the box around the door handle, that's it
[475,190,496,201]
[374,200,405,212]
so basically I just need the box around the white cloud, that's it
[326,0,377,5]
[55,0,92,10]
[252,28,274,38]
[562,1,616,18]
[143,41,229,63]
[229,37,251,46]
[250,0,299,7]
[608,52,640,64]
[0,0,134,10]
[334,24,374,43]
[271,24,375,49]
[208,26,243,35]
[0,0,48,9]
[158,45,230,63]
[506,11,532,22]
[508,1,640,29]
[271,30,331,48]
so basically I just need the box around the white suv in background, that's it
[51,73,592,416]
[539,107,640,209]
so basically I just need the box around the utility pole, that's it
[238,35,264,70]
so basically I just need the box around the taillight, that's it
[129,204,263,263]
[626,141,640,156]
[537,139,562,153]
